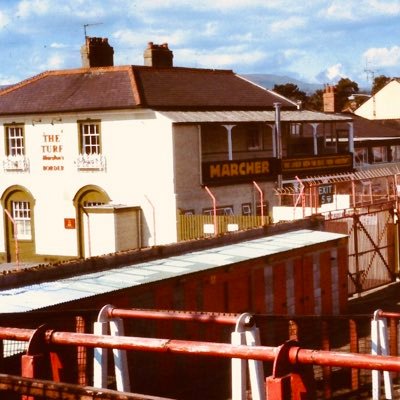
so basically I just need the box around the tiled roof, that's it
[0,66,296,116]
[351,114,400,139]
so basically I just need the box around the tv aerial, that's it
[83,22,103,39]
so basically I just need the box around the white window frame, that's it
[6,125,25,156]
[290,123,301,136]
[81,122,101,155]
[12,201,32,240]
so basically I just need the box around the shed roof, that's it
[0,229,347,313]
[159,110,353,123]
[0,66,297,116]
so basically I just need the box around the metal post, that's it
[109,318,131,392]
[4,208,19,268]
[223,125,236,161]
[253,181,265,226]
[231,313,265,400]
[371,310,393,399]
[274,103,282,189]
[205,186,217,236]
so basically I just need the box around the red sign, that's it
[64,218,76,229]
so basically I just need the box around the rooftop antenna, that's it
[364,59,378,84]
[83,22,103,39]
[83,22,103,56]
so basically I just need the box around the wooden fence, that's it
[177,214,267,241]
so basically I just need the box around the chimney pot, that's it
[81,36,114,68]
[144,42,173,67]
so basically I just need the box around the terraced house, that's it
[0,37,354,262]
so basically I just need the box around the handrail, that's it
[1,326,400,372]
[104,306,254,327]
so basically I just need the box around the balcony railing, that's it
[75,153,106,171]
[3,155,30,172]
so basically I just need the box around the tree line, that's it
[273,75,392,112]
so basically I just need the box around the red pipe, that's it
[1,327,400,372]
[109,308,252,326]
[204,186,217,236]
[253,181,265,225]
[377,311,400,319]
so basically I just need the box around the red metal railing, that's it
[1,325,400,399]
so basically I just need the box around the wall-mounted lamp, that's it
[32,119,42,126]
[51,117,62,125]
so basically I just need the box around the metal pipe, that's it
[252,181,265,225]
[109,308,254,326]
[2,327,400,372]
[274,103,282,189]
[204,186,217,236]
[4,209,19,268]
[377,311,400,319]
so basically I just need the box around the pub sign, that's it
[202,158,279,186]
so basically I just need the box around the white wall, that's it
[355,80,400,120]
[0,109,178,259]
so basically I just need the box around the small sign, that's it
[64,218,76,229]
[318,184,334,205]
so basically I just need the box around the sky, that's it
[0,0,400,89]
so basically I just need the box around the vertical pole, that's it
[231,331,247,400]
[310,123,319,155]
[93,321,108,388]
[349,319,360,391]
[4,208,19,268]
[205,186,218,236]
[223,125,236,161]
[246,328,265,400]
[253,181,265,226]
[110,318,131,392]
[353,214,361,294]
[321,320,332,399]
[274,103,282,189]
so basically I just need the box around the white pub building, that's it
[0,38,354,263]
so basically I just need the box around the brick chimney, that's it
[144,42,173,67]
[323,84,337,113]
[81,37,114,68]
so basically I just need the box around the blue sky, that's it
[1,0,400,89]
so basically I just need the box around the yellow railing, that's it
[177,214,268,241]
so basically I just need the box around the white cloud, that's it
[114,29,188,47]
[38,54,66,71]
[0,10,10,28]
[17,0,50,18]
[49,42,68,49]
[317,63,348,82]
[363,46,400,67]
[324,0,400,20]
[176,46,265,69]
[269,16,307,33]
[368,0,400,15]
[122,0,306,15]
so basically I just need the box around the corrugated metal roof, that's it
[0,229,347,313]
[159,110,353,123]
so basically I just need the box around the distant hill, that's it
[241,73,323,94]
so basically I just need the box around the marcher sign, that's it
[202,158,279,185]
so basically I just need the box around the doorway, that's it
[73,185,111,258]
[2,186,36,262]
